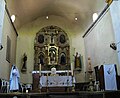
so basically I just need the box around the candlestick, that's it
[72,75,75,92]
[88,70,94,91]
[46,73,49,92]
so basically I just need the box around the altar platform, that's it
[0,91,120,98]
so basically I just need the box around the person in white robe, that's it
[9,65,20,92]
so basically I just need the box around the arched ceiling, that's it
[6,0,106,32]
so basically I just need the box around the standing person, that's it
[9,65,20,92]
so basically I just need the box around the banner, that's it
[103,64,117,90]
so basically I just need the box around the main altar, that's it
[40,70,75,92]
[32,70,75,92]
[32,26,75,92]
[40,76,74,87]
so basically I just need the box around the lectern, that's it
[32,72,40,91]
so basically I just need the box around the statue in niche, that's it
[38,34,44,43]
[74,52,82,70]
[50,33,54,44]
[49,47,56,64]
[60,34,66,44]
[39,53,44,65]
[21,53,27,72]
[60,52,66,65]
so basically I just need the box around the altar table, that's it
[40,76,75,87]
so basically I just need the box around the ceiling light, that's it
[93,13,98,22]
[75,17,77,21]
[11,15,16,22]
[46,16,49,19]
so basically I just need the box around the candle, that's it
[74,48,75,54]
[26,89,28,93]
[39,64,41,76]
[67,70,69,76]
[71,63,74,76]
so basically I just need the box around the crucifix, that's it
[50,33,54,44]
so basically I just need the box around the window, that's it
[93,13,98,22]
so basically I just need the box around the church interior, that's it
[0,0,120,98]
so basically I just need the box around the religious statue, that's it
[9,65,20,92]
[87,57,94,91]
[49,49,56,64]
[60,34,66,44]
[50,33,54,44]
[39,54,44,65]
[74,52,82,70]
[21,53,27,72]
[88,57,92,71]
[60,53,66,65]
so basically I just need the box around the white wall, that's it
[110,1,120,75]
[0,10,17,80]
[84,9,119,80]
[0,0,5,45]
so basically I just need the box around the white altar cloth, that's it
[40,76,75,87]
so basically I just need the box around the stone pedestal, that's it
[88,70,94,91]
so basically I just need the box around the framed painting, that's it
[6,36,11,63]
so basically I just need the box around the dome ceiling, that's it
[6,0,106,31]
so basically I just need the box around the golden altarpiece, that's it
[33,26,71,91]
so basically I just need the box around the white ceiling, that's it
[6,0,106,31]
